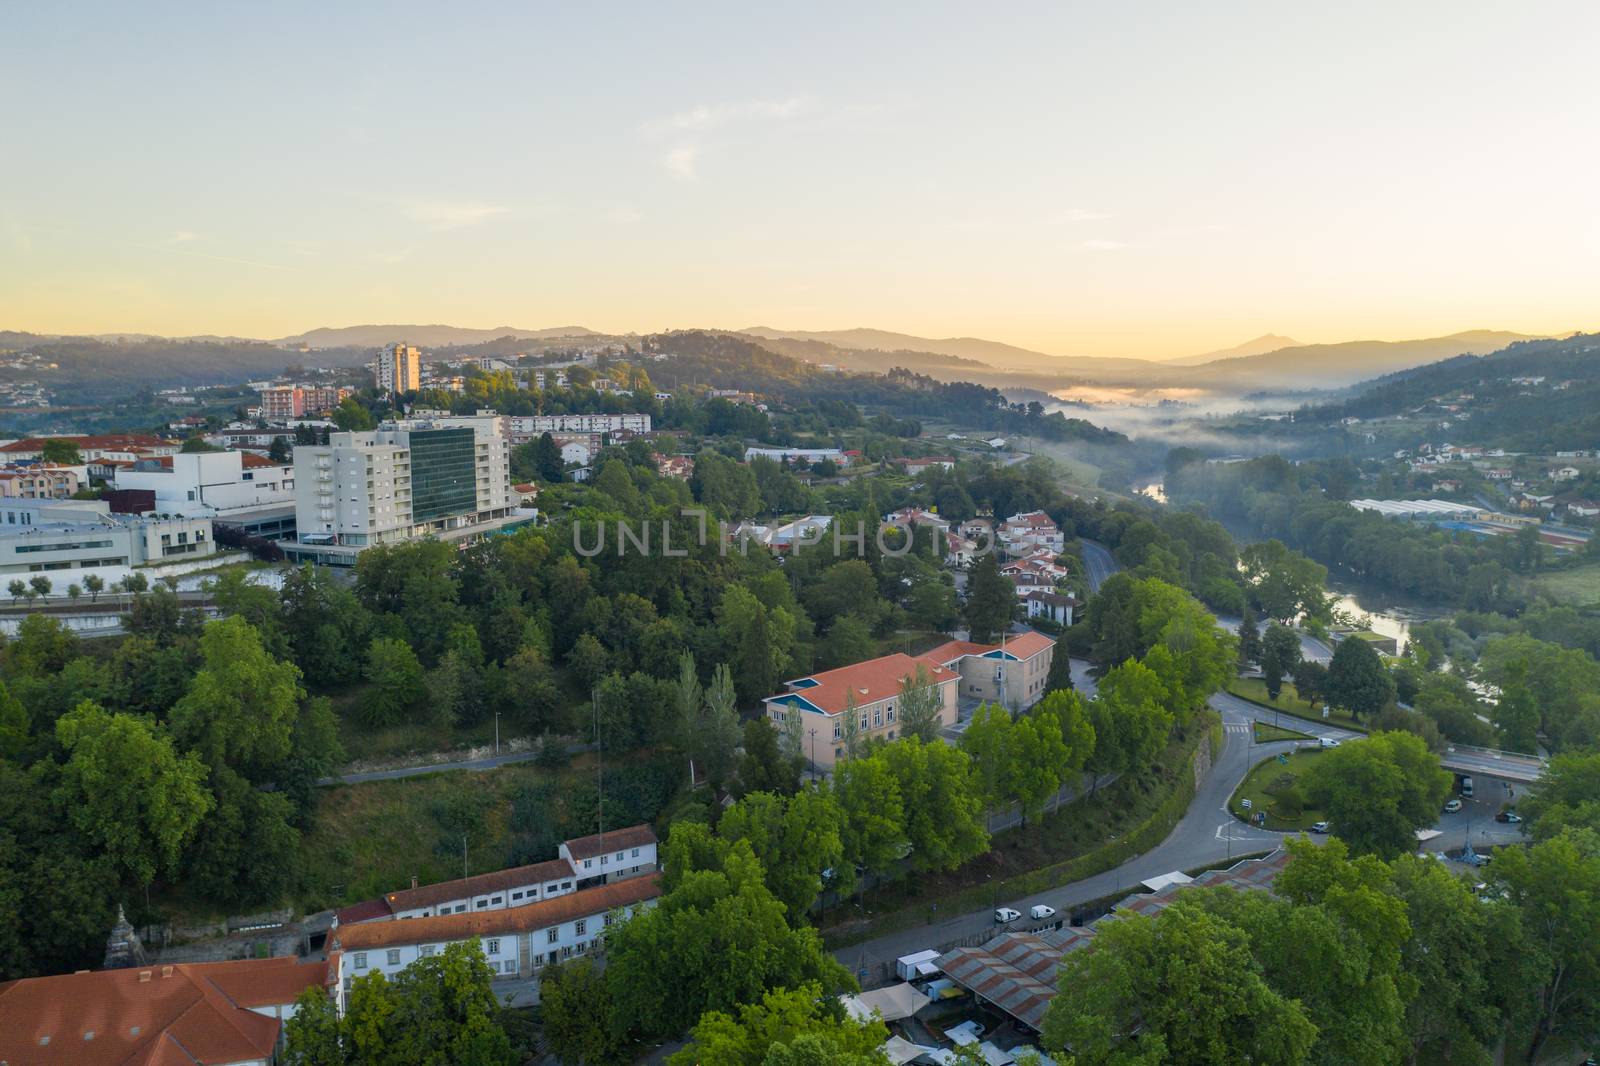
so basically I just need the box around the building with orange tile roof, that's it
[763,652,962,770]
[0,955,338,1066]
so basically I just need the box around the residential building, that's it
[559,824,659,885]
[1022,590,1077,626]
[744,446,845,466]
[377,858,579,921]
[372,343,422,394]
[331,875,661,991]
[900,456,956,475]
[502,413,652,440]
[552,432,601,467]
[0,499,215,578]
[109,451,295,520]
[765,514,834,550]
[1549,466,1582,481]
[997,511,1064,555]
[0,462,81,498]
[282,417,517,565]
[654,453,694,479]
[764,652,962,770]
[0,955,339,1066]
[260,384,306,420]
[923,631,1057,712]
[0,433,176,463]
[1567,500,1600,518]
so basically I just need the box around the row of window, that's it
[830,704,896,741]
[579,846,643,871]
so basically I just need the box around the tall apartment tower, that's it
[373,343,422,394]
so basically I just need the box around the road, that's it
[1215,615,1333,663]
[1078,539,1119,594]
[318,742,593,786]
[835,688,1527,979]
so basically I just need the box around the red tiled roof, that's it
[334,874,661,952]
[0,956,334,1066]
[0,434,167,453]
[769,652,958,716]
[238,452,284,469]
[923,632,1055,665]
[382,857,575,914]
[562,824,657,861]
[336,898,394,925]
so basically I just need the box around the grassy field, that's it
[1229,749,1329,832]
[325,684,513,766]
[1228,678,1366,733]
[821,716,1217,948]
[1533,562,1600,606]
[1252,721,1313,744]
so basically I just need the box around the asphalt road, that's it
[1078,539,1119,594]
[1215,615,1333,663]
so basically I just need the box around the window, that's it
[561,881,572,890]
[491,896,503,905]
[631,848,640,858]
[487,939,501,954]
[476,900,488,909]
[455,905,466,913]
[604,912,616,927]
[534,953,546,967]
[832,722,842,740]
[387,949,400,966]
[583,858,592,869]
[886,706,896,723]
[616,851,625,861]
[600,855,608,866]
[420,945,436,957]
[512,891,523,901]
[547,928,559,944]
[859,713,868,730]
[575,919,587,935]
[873,708,882,727]
[562,946,573,959]
[354,953,367,969]
[576,940,588,954]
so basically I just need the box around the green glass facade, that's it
[408,428,477,522]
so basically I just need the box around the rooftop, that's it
[382,856,575,914]
[562,823,657,861]
[922,631,1054,664]
[334,874,661,952]
[0,955,335,1066]
[768,652,959,716]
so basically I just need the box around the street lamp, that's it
[494,712,501,756]
[808,727,817,782]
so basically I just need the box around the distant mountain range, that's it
[275,324,601,348]
[1162,333,1304,366]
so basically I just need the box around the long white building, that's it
[502,413,652,440]
[0,498,216,580]
[283,416,518,565]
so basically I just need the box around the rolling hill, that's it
[276,324,601,349]
[1163,333,1303,365]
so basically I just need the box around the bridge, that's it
[1438,744,1546,784]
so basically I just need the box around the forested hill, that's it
[643,330,1129,447]
[1298,331,1600,450]
[0,333,369,399]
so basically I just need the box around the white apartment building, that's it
[558,825,659,885]
[330,876,661,998]
[372,343,422,394]
[502,413,652,440]
[283,418,518,565]
[0,499,215,579]
[110,451,294,519]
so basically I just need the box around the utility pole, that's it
[462,833,469,880]
[808,727,817,782]
[593,686,604,851]
[494,712,501,756]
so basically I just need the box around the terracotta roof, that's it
[562,823,657,861]
[767,652,958,716]
[923,631,1055,665]
[238,452,285,469]
[335,898,394,925]
[0,956,334,1066]
[0,434,167,453]
[382,857,575,913]
[334,874,661,952]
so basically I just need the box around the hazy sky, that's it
[4,2,1597,357]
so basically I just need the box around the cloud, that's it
[1079,238,1127,251]
[663,146,699,180]
[604,206,644,225]
[1053,208,1110,223]
[167,230,201,244]
[642,97,811,137]
[398,199,509,231]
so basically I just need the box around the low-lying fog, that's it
[1045,385,1321,455]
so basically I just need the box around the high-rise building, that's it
[259,384,305,419]
[283,414,518,565]
[372,343,422,394]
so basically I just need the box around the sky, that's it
[3,2,1598,358]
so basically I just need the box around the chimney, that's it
[411,875,418,889]
[137,971,152,983]
[160,966,173,979]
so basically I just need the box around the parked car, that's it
[1030,904,1057,920]
[1318,737,1341,749]
[1496,811,1523,824]
[1310,821,1330,834]
[1444,799,1464,813]
[994,907,1021,924]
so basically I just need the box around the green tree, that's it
[282,985,344,1065]
[538,958,621,1066]
[1043,643,1075,694]
[963,551,1015,643]
[1304,730,1450,859]
[0,678,28,758]
[332,396,376,431]
[362,637,426,727]
[1032,688,1096,779]
[718,787,846,918]
[819,614,875,670]
[879,737,988,873]
[699,663,742,789]
[896,664,944,742]
[669,983,889,1066]
[1520,749,1600,840]
[738,718,801,797]
[27,575,51,600]
[332,940,515,1066]
[1236,605,1261,670]
[1326,636,1394,721]
[1387,852,1498,1064]
[1493,661,1540,755]
[169,616,305,777]
[54,701,212,885]
[1092,658,1174,772]
[831,753,907,879]
[1491,829,1600,1064]
[83,573,105,602]
[961,702,1014,812]
[40,438,82,464]
[1261,623,1302,702]
[604,826,854,1043]
[1041,899,1317,1065]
